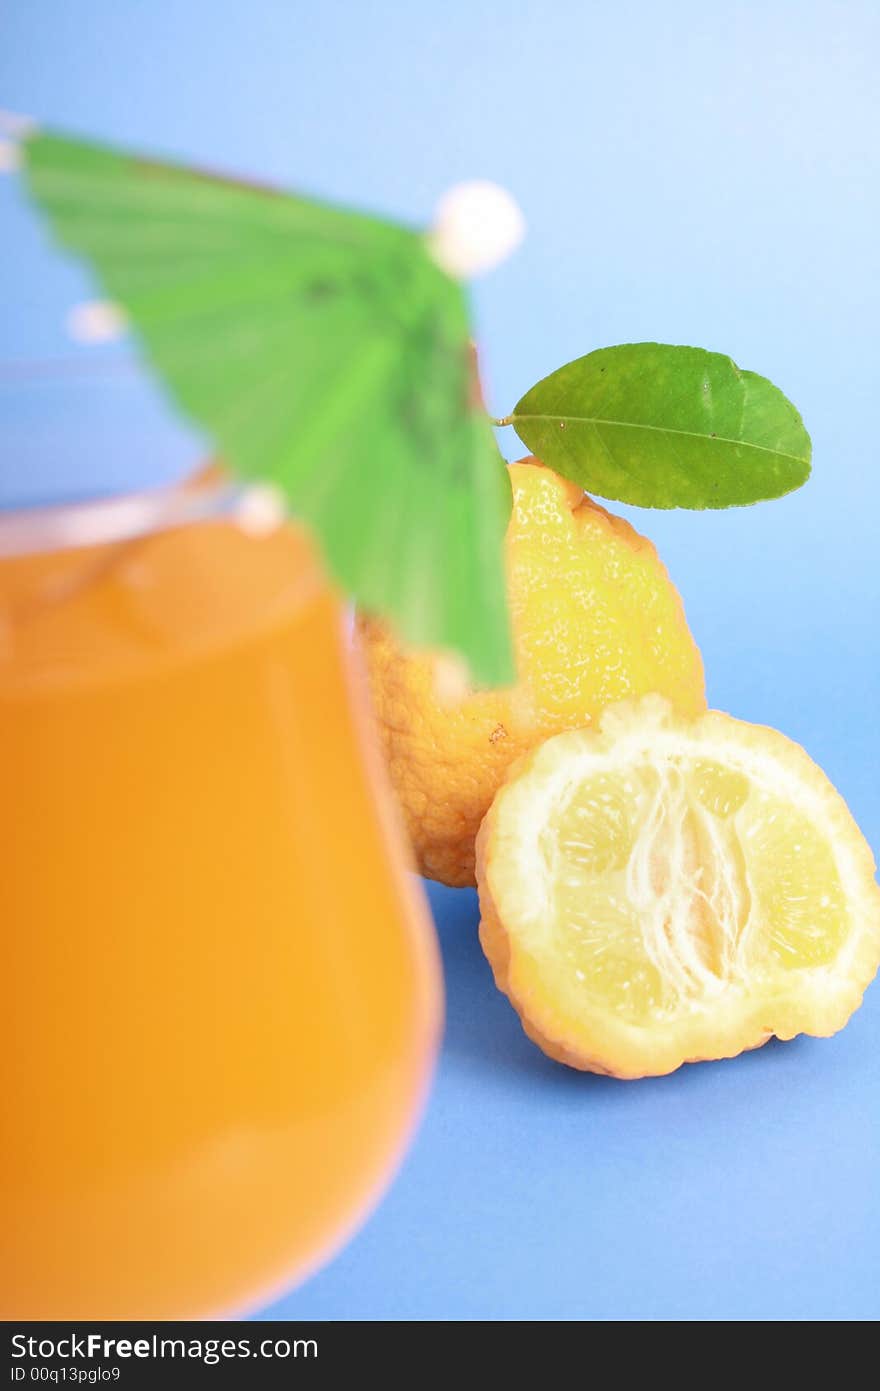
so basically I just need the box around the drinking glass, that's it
[0,476,442,1318]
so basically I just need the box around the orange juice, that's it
[0,487,441,1318]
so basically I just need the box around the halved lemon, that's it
[476,697,880,1078]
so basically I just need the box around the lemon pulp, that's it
[548,759,849,1026]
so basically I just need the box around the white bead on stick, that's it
[66,300,129,344]
[0,110,38,136]
[0,113,38,173]
[427,180,525,279]
[234,483,287,536]
[0,138,21,173]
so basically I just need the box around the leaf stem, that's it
[490,414,514,427]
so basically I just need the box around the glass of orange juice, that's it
[0,474,442,1319]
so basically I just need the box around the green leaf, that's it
[510,343,811,509]
[22,131,514,685]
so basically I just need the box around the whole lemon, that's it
[356,459,706,886]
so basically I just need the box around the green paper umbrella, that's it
[22,132,515,686]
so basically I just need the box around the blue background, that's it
[2,0,878,1320]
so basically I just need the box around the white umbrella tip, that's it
[0,137,21,173]
[0,111,38,136]
[428,180,525,279]
[234,484,287,536]
[0,112,39,170]
[67,300,129,345]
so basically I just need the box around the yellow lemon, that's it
[357,459,706,886]
[477,697,880,1078]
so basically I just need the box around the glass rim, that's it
[0,476,287,559]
